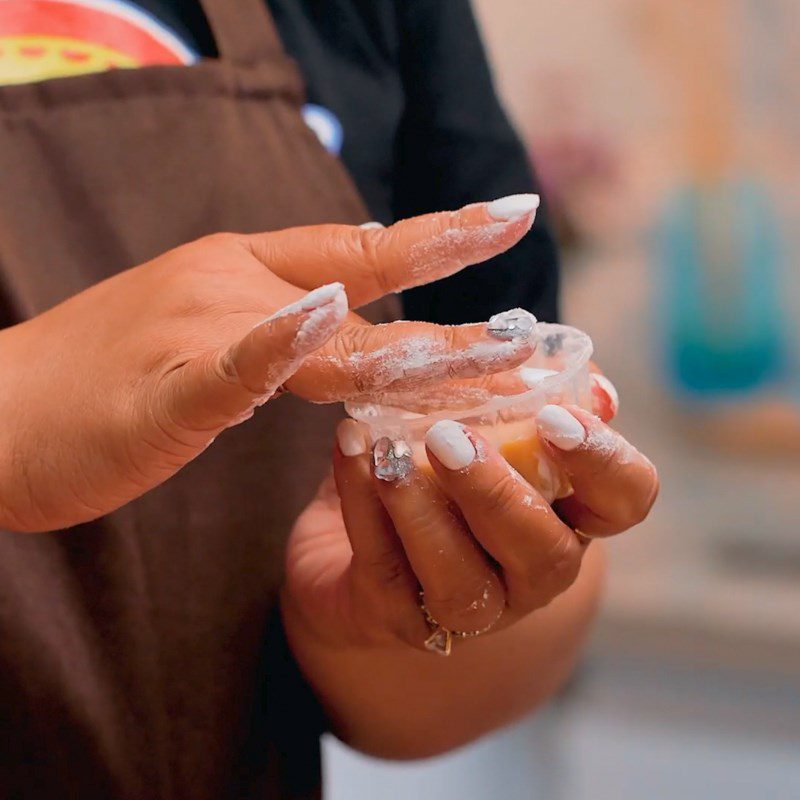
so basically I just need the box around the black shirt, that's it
[136,0,560,324]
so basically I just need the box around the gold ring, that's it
[419,592,503,656]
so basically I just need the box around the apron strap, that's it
[199,0,287,65]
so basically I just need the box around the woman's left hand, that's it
[283,375,658,654]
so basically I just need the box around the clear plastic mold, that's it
[345,323,595,502]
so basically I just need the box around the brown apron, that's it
[0,2,382,797]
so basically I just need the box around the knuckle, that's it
[512,531,582,610]
[431,209,461,240]
[184,233,240,265]
[541,532,583,593]
[202,231,239,249]
[436,326,470,380]
[211,348,241,387]
[336,226,367,264]
[355,550,413,592]
[586,437,622,477]
[355,228,394,295]
[139,395,198,461]
[438,325,460,355]
[622,461,660,527]
[332,324,390,396]
[550,537,583,589]
[397,501,449,537]
[482,472,523,518]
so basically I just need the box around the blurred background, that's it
[325,0,800,797]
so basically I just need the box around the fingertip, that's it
[590,373,620,422]
[371,437,416,484]
[449,196,538,247]
[535,405,588,452]
[264,283,349,360]
[485,193,541,223]
[295,287,349,354]
[425,420,477,471]
[336,419,368,457]
[231,285,348,398]
[378,198,539,295]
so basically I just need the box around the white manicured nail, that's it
[252,283,347,358]
[486,193,540,222]
[520,367,559,388]
[267,282,346,321]
[536,405,586,451]
[299,282,346,312]
[337,419,367,457]
[359,221,385,229]
[425,420,476,470]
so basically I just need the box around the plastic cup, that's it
[345,323,595,501]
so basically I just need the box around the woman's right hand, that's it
[0,195,540,532]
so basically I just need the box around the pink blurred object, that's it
[526,70,622,243]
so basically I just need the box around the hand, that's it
[282,379,657,654]
[0,196,540,532]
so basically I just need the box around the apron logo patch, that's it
[0,0,198,85]
[302,103,344,155]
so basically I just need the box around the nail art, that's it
[373,437,414,481]
[487,308,537,341]
[425,421,476,470]
[536,405,586,451]
[337,419,367,457]
[486,193,541,221]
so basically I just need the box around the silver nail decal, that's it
[373,437,414,481]
[486,308,537,341]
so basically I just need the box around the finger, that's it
[535,405,659,536]
[379,363,615,418]
[333,421,415,587]
[332,421,428,646]
[286,308,538,402]
[588,366,620,423]
[425,421,585,614]
[404,365,621,420]
[370,368,533,414]
[160,283,347,434]
[243,195,540,308]
[369,438,506,636]
[347,361,619,426]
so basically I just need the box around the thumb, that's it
[159,283,348,435]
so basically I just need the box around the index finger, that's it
[286,309,538,402]
[243,195,540,309]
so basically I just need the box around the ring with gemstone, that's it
[419,592,502,656]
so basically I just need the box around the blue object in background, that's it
[302,104,344,155]
[658,179,788,397]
